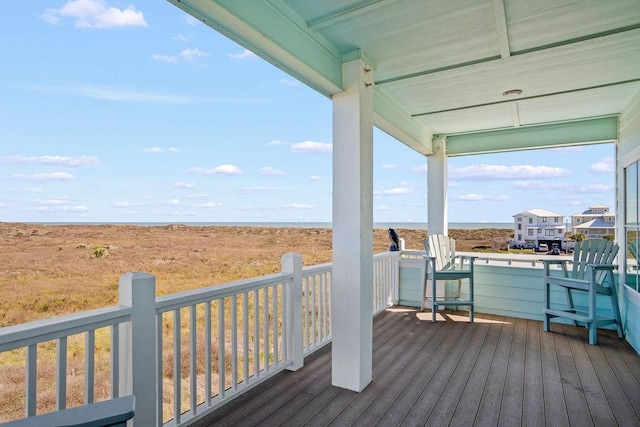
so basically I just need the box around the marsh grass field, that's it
[0,222,511,422]
[0,223,512,327]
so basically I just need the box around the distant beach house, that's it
[571,205,616,239]
[512,209,566,250]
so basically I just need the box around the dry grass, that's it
[0,223,511,327]
[0,222,512,422]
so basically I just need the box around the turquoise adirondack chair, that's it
[542,238,624,345]
[422,234,476,322]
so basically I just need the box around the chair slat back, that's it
[571,238,618,282]
[424,234,456,270]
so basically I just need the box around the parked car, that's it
[538,243,549,252]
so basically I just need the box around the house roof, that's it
[573,218,616,229]
[515,208,564,217]
[170,0,640,156]
[573,206,614,216]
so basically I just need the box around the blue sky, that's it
[0,1,615,224]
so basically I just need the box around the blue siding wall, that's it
[399,262,620,325]
[621,286,640,354]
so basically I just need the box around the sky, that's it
[0,1,615,224]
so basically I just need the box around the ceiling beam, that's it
[377,24,640,87]
[445,116,618,156]
[308,0,403,31]
[491,0,511,58]
[412,78,640,117]
[373,90,433,155]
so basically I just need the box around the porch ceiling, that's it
[168,0,640,156]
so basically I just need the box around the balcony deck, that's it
[194,306,640,427]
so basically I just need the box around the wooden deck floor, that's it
[194,307,640,426]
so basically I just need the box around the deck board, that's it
[193,307,640,427]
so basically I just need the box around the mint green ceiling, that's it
[168,0,640,156]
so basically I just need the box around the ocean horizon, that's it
[28,221,514,230]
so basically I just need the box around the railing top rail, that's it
[374,251,400,260]
[155,271,294,312]
[0,306,132,352]
[400,249,577,268]
[301,262,332,275]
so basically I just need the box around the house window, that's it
[527,229,533,236]
[517,234,522,241]
[554,217,559,222]
[518,224,522,230]
[545,229,554,236]
[518,217,522,222]
[528,218,533,224]
[542,217,547,222]
[557,228,563,234]
[537,228,542,234]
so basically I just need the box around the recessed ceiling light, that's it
[503,89,523,98]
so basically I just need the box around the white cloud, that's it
[457,194,509,201]
[261,167,287,176]
[165,199,180,206]
[282,203,316,209]
[242,186,278,193]
[24,84,266,105]
[113,201,137,208]
[143,147,163,153]
[186,193,208,199]
[309,175,324,181]
[280,79,301,87]
[23,187,44,193]
[410,163,428,173]
[0,202,7,208]
[291,141,332,153]
[213,165,243,175]
[3,155,98,167]
[590,157,614,173]
[11,172,74,181]
[35,205,88,212]
[449,164,569,180]
[173,33,189,42]
[511,180,573,190]
[151,54,178,64]
[182,15,200,26]
[576,184,614,193]
[374,205,390,211]
[180,48,209,61]
[41,0,147,29]
[190,165,244,175]
[227,49,257,59]
[168,147,180,153]
[196,202,223,208]
[173,182,197,189]
[36,198,70,206]
[375,187,413,196]
[382,164,397,169]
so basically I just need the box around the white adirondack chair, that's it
[542,238,624,345]
[422,234,476,322]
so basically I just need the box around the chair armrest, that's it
[588,263,618,270]
[542,259,568,277]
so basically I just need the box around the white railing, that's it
[402,249,573,268]
[0,251,399,426]
[0,307,132,418]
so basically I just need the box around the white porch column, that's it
[331,55,374,392]
[427,136,448,235]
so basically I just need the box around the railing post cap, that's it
[120,272,155,280]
